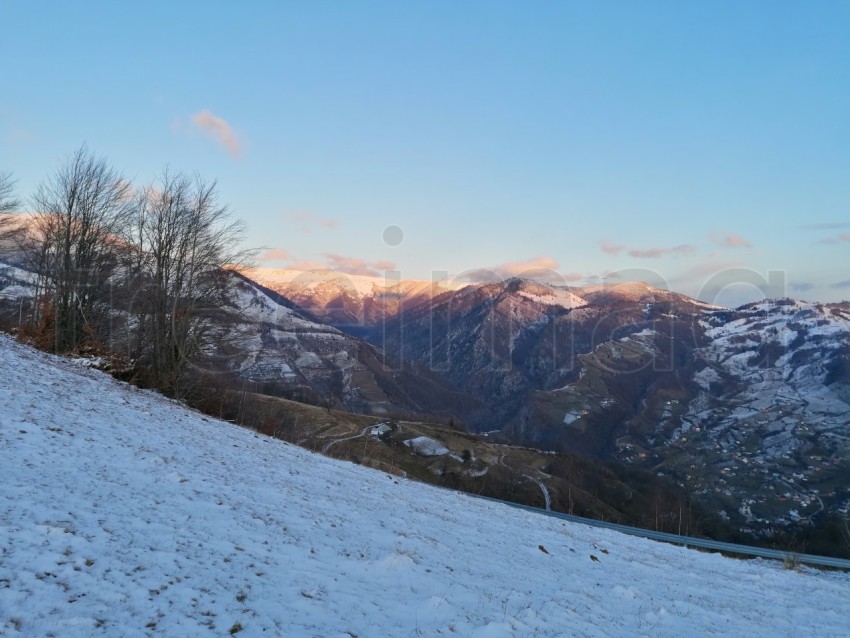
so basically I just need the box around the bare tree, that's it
[10,150,253,396]
[24,147,133,352]
[0,171,22,252]
[0,171,19,215]
[125,169,248,397]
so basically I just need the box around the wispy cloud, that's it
[190,109,242,157]
[258,248,294,262]
[790,282,815,293]
[599,240,697,259]
[627,245,697,259]
[819,233,850,245]
[830,279,850,289]
[799,222,850,230]
[459,256,562,283]
[371,259,396,271]
[710,232,752,249]
[288,212,340,234]
[599,241,624,256]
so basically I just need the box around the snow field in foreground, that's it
[0,334,848,637]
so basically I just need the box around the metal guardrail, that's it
[465,493,850,570]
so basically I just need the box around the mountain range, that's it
[245,268,850,542]
[1,261,848,548]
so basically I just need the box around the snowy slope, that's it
[0,262,36,300]
[1,334,848,637]
[658,300,850,528]
[517,287,586,310]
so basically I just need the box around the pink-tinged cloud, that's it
[710,232,752,249]
[287,212,339,233]
[258,248,294,262]
[322,253,397,277]
[459,256,566,283]
[671,244,697,255]
[599,241,625,255]
[628,244,696,259]
[601,240,697,259]
[627,247,666,259]
[372,259,396,271]
[821,232,850,245]
[190,109,242,157]
[499,256,559,277]
[284,259,326,271]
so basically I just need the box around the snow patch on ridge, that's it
[518,288,586,309]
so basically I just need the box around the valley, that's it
[2,261,848,555]
[249,268,850,551]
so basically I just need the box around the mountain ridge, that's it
[3,262,848,547]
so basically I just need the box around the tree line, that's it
[0,147,252,398]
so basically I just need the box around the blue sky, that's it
[3,1,850,304]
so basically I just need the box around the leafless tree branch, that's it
[22,146,133,351]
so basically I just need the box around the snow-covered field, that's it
[0,334,848,637]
